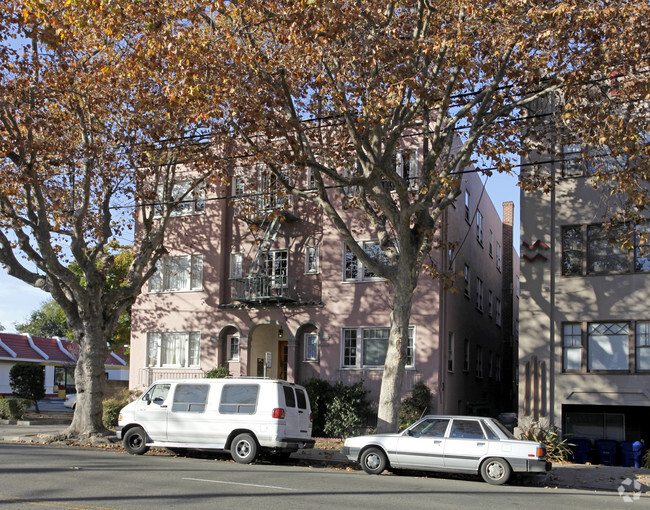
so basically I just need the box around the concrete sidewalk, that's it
[1,421,649,498]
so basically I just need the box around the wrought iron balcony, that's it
[231,275,297,304]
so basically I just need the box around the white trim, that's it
[27,334,49,360]
[0,336,17,358]
[109,352,128,366]
[55,337,76,361]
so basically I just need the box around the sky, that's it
[0,171,520,334]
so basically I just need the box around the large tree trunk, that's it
[376,269,417,433]
[64,322,111,437]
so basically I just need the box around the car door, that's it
[133,383,171,441]
[443,418,489,471]
[394,418,449,469]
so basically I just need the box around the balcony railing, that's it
[231,275,297,303]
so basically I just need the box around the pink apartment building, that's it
[129,147,519,418]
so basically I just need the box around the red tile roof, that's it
[0,333,128,367]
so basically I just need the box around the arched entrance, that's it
[248,324,287,380]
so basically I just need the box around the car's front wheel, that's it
[360,447,388,475]
[231,433,258,464]
[480,457,512,485]
[123,426,150,455]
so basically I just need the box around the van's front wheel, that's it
[123,426,150,455]
[231,433,258,464]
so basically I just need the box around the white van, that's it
[117,378,314,463]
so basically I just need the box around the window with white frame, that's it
[343,241,385,282]
[305,244,319,274]
[448,247,456,271]
[232,175,245,197]
[475,277,483,312]
[563,323,582,371]
[342,326,414,368]
[305,333,319,361]
[475,345,483,377]
[147,331,200,368]
[230,252,243,278]
[463,264,470,297]
[636,322,650,370]
[148,255,203,293]
[495,298,502,326]
[155,181,205,217]
[464,190,470,222]
[476,210,484,245]
[262,250,288,288]
[487,290,493,317]
[447,332,454,372]
[227,334,240,361]
[393,148,419,188]
[489,230,494,257]
[496,242,502,271]
[306,168,317,190]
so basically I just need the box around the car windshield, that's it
[489,418,516,439]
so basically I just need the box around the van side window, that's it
[171,384,209,413]
[219,384,259,414]
[144,384,171,405]
[295,388,307,410]
[282,386,296,408]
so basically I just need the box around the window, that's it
[450,419,485,439]
[476,210,484,245]
[227,334,240,361]
[562,143,622,178]
[635,222,650,272]
[495,299,502,326]
[143,383,170,406]
[146,331,201,368]
[496,243,502,271]
[149,254,203,293]
[343,241,385,282]
[563,222,650,275]
[562,143,584,177]
[341,326,415,368]
[475,277,483,312]
[464,190,471,222]
[306,168,317,190]
[230,252,243,278]
[155,181,205,217]
[589,322,629,371]
[495,355,502,381]
[233,175,245,196]
[448,247,456,272]
[587,225,628,274]
[447,332,454,372]
[305,244,319,274]
[563,323,582,371]
[262,250,288,288]
[393,148,418,188]
[463,338,470,372]
[463,264,470,297]
[476,345,483,378]
[219,384,259,414]
[171,384,209,413]
[489,230,494,257]
[636,322,650,370]
[487,290,493,317]
[305,333,318,361]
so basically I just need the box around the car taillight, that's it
[272,408,285,419]
[310,412,313,422]
[536,446,546,458]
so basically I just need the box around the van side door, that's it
[281,385,299,438]
[294,387,312,438]
[133,383,171,441]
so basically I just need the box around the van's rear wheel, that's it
[231,433,258,464]
[123,426,149,455]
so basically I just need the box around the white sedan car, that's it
[64,394,77,409]
[342,415,551,485]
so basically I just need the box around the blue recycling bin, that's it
[569,438,591,464]
[595,439,618,466]
[620,441,643,468]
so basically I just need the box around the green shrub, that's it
[0,398,30,420]
[643,447,650,469]
[322,382,372,439]
[517,418,573,463]
[303,378,336,437]
[9,363,45,412]
[398,382,432,430]
[102,389,140,428]
[205,365,231,378]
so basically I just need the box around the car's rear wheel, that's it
[360,447,388,475]
[480,457,512,485]
[231,433,258,464]
[123,426,150,455]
